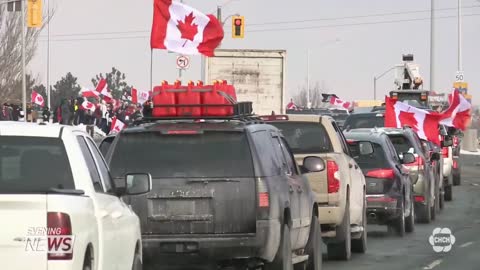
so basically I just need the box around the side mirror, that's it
[123,173,152,196]
[401,153,416,164]
[441,137,453,148]
[302,156,326,173]
[430,152,441,161]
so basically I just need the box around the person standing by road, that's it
[0,103,12,121]
[60,99,72,125]
[42,106,51,122]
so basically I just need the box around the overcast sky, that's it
[30,0,480,104]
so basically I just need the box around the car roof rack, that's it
[133,102,265,125]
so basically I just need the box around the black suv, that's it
[101,114,324,270]
[344,129,415,236]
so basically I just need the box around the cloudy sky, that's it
[30,0,480,104]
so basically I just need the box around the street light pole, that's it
[458,0,463,71]
[430,0,436,91]
[21,0,26,122]
[373,66,395,100]
[306,49,310,108]
[47,0,50,109]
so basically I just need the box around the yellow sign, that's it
[27,0,43,28]
[232,16,245,39]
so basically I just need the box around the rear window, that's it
[388,135,415,155]
[269,122,333,154]
[351,142,390,169]
[109,132,254,178]
[344,114,385,129]
[0,136,74,193]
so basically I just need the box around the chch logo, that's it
[429,228,456,253]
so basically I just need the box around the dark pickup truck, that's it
[101,117,324,270]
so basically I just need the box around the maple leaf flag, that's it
[81,100,96,113]
[110,117,126,134]
[80,87,100,98]
[329,96,351,110]
[286,99,298,110]
[96,79,112,101]
[131,88,150,105]
[150,0,224,56]
[31,90,45,107]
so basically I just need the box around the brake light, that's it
[414,195,425,203]
[453,160,458,169]
[404,156,424,171]
[366,169,395,179]
[166,130,200,135]
[442,147,449,158]
[367,196,396,203]
[346,139,357,145]
[47,212,73,260]
[327,160,340,193]
[257,179,269,208]
[453,136,459,147]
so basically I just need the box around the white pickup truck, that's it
[0,122,151,270]
[262,114,367,261]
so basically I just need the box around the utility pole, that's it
[47,0,50,109]
[429,0,435,91]
[306,49,310,108]
[21,0,27,121]
[458,0,463,72]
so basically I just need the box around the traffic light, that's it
[232,16,245,39]
[27,0,43,28]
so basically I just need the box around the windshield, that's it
[109,131,255,178]
[0,137,74,193]
[351,142,390,169]
[269,122,333,154]
[344,114,385,129]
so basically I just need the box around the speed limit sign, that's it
[176,55,190,70]
[455,71,464,82]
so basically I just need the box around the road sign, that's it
[176,55,190,70]
[455,71,464,82]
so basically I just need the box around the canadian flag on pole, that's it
[110,117,126,134]
[31,90,45,107]
[150,0,224,56]
[385,90,471,145]
[81,100,96,113]
[80,87,100,98]
[96,79,112,101]
[286,99,297,110]
[131,88,150,105]
[329,96,351,110]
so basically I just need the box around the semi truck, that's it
[204,49,286,115]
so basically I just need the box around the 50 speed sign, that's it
[176,55,190,70]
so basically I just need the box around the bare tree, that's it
[293,82,324,108]
[0,5,53,102]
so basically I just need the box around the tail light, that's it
[453,136,459,147]
[367,196,396,203]
[327,160,340,193]
[404,156,424,171]
[414,195,425,203]
[442,147,449,158]
[47,212,73,260]
[453,160,458,169]
[366,168,395,179]
[257,179,269,208]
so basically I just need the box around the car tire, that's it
[390,198,405,237]
[327,200,351,260]
[303,217,322,270]
[265,224,293,270]
[439,188,445,210]
[453,171,461,186]
[444,184,453,202]
[416,196,431,224]
[351,199,367,254]
[405,194,415,233]
[132,252,142,270]
[83,250,92,270]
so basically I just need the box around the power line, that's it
[38,5,480,39]
[38,13,480,43]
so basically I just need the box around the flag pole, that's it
[150,49,153,91]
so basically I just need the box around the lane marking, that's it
[460,241,474,248]
[423,259,443,270]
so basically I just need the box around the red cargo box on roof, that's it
[176,82,201,117]
[152,82,177,117]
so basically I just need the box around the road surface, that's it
[324,154,480,270]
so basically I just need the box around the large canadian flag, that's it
[31,90,45,107]
[329,96,351,110]
[385,90,471,145]
[110,117,125,134]
[150,0,224,56]
[80,87,100,98]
